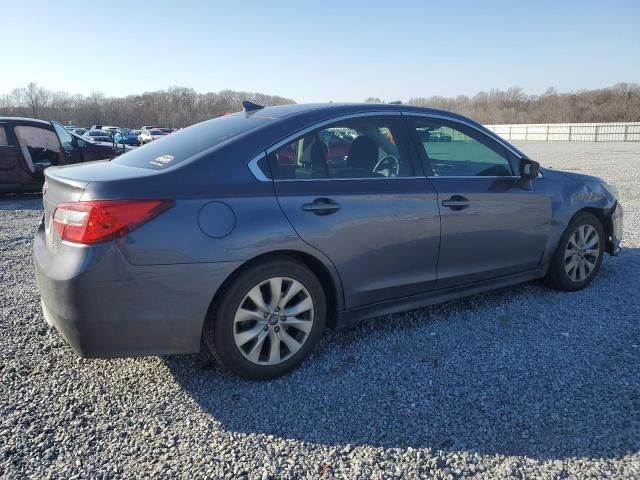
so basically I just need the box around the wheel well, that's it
[574,207,614,251]
[204,250,340,331]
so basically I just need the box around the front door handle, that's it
[441,195,470,211]
[302,198,341,215]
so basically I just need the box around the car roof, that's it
[0,116,52,126]
[248,102,466,120]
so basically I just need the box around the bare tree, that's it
[24,82,49,118]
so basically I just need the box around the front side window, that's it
[268,115,414,180]
[408,117,513,177]
[52,122,74,151]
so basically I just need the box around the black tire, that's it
[546,212,605,291]
[204,257,326,380]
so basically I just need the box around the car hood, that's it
[540,166,602,184]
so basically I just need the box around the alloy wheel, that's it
[232,277,314,365]
[564,224,600,282]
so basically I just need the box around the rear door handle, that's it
[441,195,470,211]
[302,198,341,215]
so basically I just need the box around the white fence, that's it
[484,122,640,142]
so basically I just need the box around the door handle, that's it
[441,195,470,211]
[301,198,341,215]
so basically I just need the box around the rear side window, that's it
[113,113,271,170]
[408,117,513,177]
[268,115,414,180]
[0,126,9,146]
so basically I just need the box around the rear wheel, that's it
[204,257,326,380]
[547,212,605,291]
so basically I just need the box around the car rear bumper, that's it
[33,221,241,358]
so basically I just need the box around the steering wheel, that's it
[373,154,400,177]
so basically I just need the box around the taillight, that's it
[53,199,174,244]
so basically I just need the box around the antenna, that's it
[243,100,264,112]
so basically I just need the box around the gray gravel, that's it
[1,142,639,479]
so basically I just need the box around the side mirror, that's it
[519,158,540,180]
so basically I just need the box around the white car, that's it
[139,128,167,144]
[102,126,120,134]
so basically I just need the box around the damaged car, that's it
[0,118,125,194]
[34,102,623,379]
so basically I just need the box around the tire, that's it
[546,212,605,291]
[204,257,326,380]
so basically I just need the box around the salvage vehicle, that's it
[0,118,124,193]
[34,102,623,379]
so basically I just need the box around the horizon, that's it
[1,0,638,102]
[2,81,639,105]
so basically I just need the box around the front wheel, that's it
[204,257,326,380]
[547,212,605,291]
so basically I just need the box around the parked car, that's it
[158,128,174,134]
[73,128,87,136]
[34,103,623,380]
[102,126,120,134]
[83,129,113,143]
[89,125,104,130]
[65,125,77,131]
[0,117,125,193]
[141,125,158,131]
[139,128,167,144]
[114,129,141,146]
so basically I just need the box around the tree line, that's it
[403,83,640,124]
[0,84,294,128]
[1,82,638,127]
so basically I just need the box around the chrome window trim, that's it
[427,173,543,179]
[265,111,401,156]
[247,153,270,182]
[246,110,541,182]
[402,112,524,160]
[271,176,427,182]
[248,111,404,182]
[428,175,521,179]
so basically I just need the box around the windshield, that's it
[113,112,272,170]
[149,130,164,135]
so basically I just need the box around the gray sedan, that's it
[34,102,623,379]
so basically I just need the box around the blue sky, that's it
[1,0,638,102]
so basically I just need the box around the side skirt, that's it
[335,266,548,329]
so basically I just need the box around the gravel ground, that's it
[1,142,639,479]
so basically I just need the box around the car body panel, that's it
[274,177,441,308]
[34,219,242,356]
[426,176,551,288]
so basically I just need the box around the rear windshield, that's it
[113,113,271,170]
